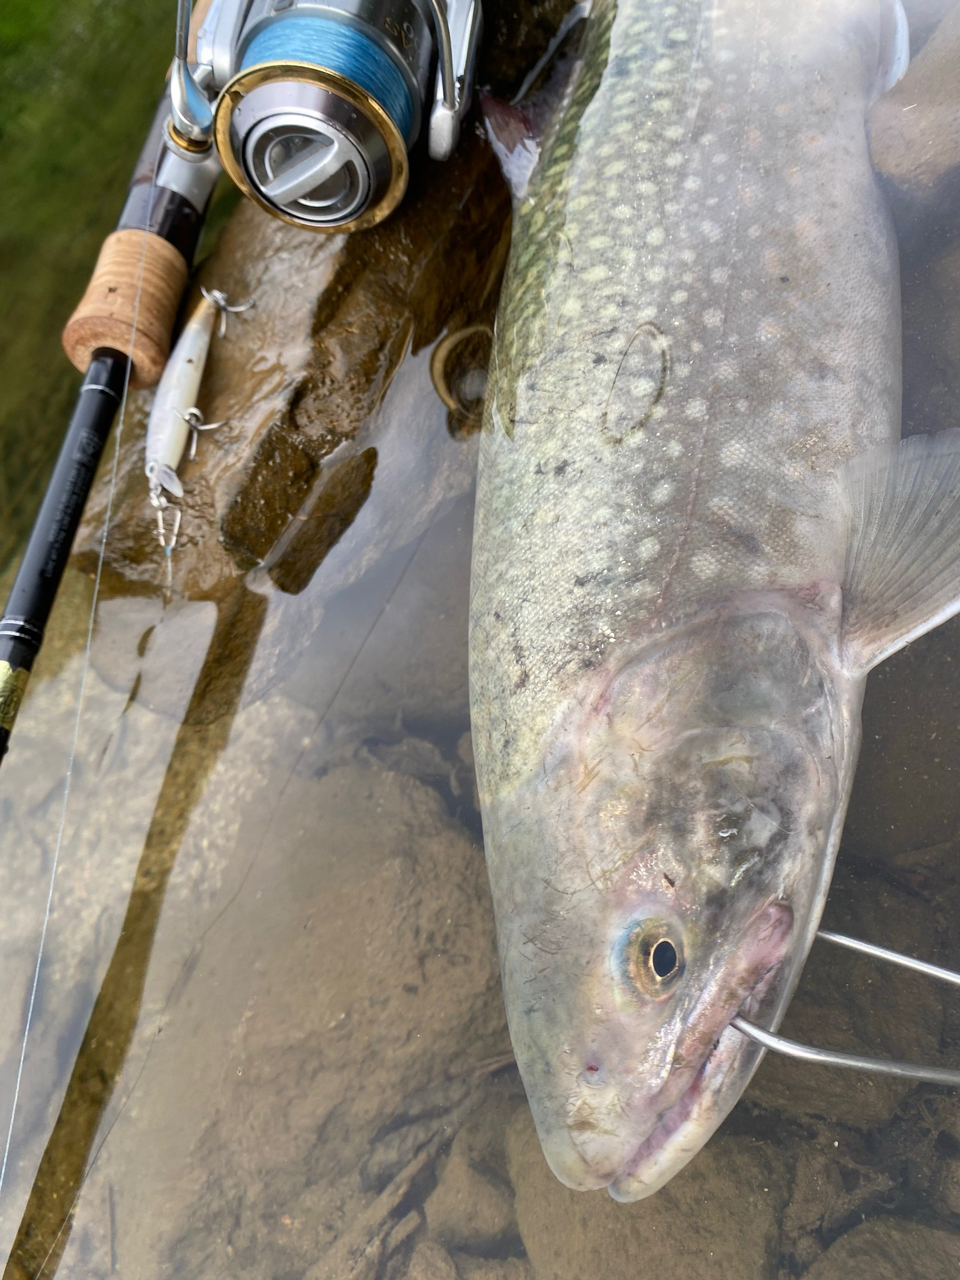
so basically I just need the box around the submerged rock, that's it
[505,1107,790,1280]
[802,1217,960,1280]
[871,3,960,210]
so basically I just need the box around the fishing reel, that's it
[167,0,482,232]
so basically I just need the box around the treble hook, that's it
[175,407,227,461]
[201,287,255,337]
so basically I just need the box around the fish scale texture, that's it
[470,0,901,795]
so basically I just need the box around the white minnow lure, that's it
[145,288,251,527]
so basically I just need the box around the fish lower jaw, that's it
[609,1029,721,1198]
[604,950,787,1202]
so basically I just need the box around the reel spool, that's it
[189,0,480,232]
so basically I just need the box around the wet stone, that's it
[424,1136,518,1251]
[362,737,454,788]
[362,1076,476,1193]
[870,2,960,210]
[405,1239,460,1280]
[937,1158,960,1217]
[802,1218,960,1280]
[505,1107,790,1280]
[780,1146,847,1272]
[452,1257,534,1280]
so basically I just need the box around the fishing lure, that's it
[145,287,251,555]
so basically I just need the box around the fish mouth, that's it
[605,901,792,1201]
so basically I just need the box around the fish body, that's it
[469,0,960,1200]
[145,291,221,500]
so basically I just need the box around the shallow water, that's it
[4,1,960,1278]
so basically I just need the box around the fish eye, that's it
[621,921,685,997]
[651,938,678,978]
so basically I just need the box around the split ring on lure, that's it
[145,287,252,557]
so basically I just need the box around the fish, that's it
[468,0,960,1201]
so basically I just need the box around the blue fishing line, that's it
[243,16,415,142]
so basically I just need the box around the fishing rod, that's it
[0,86,219,761]
[0,0,482,766]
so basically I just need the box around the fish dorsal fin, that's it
[841,430,960,673]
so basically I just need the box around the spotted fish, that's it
[469,0,960,1200]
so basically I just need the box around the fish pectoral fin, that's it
[481,96,542,204]
[481,1,591,203]
[156,464,184,499]
[874,0,910,100]
[840,429,960,672]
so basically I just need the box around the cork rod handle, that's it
[62,230,189,388]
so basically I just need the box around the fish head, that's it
[485,601,853,1199]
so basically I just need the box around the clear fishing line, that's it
[0,140,167,1199]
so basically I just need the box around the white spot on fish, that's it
[646,265,665,284]
[666,439,683,459]
[691,550,720,578]
[582,265,611,283]
[651,480,674,505]
[685,398,708,420]
[710,267,730,285]
[637,536,660,562]
[703,308,723,328]
[758,318,782,342]
[670,289,688,304]
[646,226,666,247]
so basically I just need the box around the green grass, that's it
[0,0,180,570]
